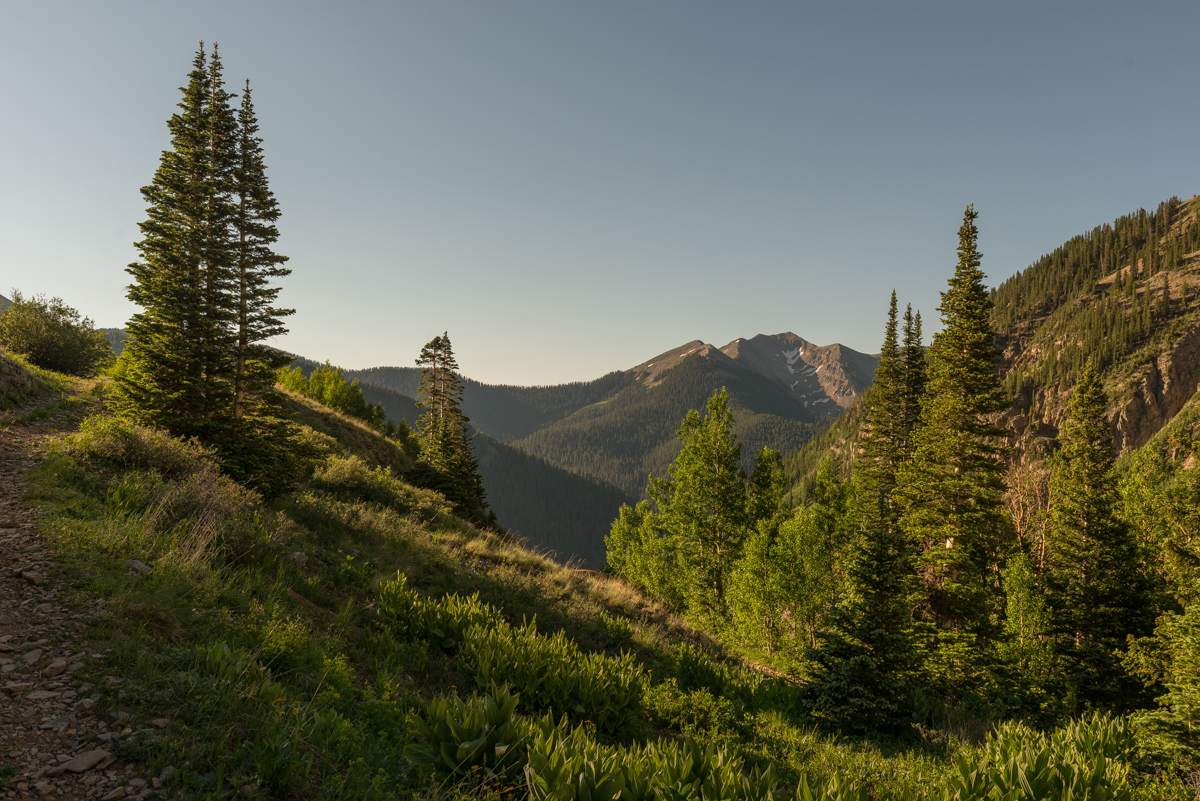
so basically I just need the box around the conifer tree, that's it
[900,304,926,449]
[1046,362,1152,707]
[232,80,292,420]
[117,44,232,437]
[117,45,289,441]
[805,513,917,732]
[807,293,917,731]
[853,291,904,534]
[896,206,1012,675]
[415,333,492,524]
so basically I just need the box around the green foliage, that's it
[1046,363,1154,709]
[942,713,1137,801]
[610,388,763,623]
[112,45,296,497]
[804,517,917,733]
[461,620,643,732]
[896,206,1013,694]
[415,333,493,525]
[1119,418,1200,605]
[1125,603,1200,770]
[231,80,293,424]
[403,685,527,782]
[375,574,642,732]
[852,290,906,534]
[524,723,625,801]
[0,289,113,375]
[64,414,217,478]
[311,455,450,522]
[278,362,388,430]
[375,572,501,650]
[730,464,847,663]
[996,552,1054,710]
[993,196,1200,390]
[803,293,920,733]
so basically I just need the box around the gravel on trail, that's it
[1,417,175,800]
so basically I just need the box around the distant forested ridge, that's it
[345,365,636,441]
[514,353,829,497]
[474,434,632,568]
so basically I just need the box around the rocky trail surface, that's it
[1,407,173,800]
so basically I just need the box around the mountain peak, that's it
[717,332,876,411]
[629,339,733,386]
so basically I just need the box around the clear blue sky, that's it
[3,1,1197,384]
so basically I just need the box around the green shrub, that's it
[461,619,643,733]
[408,687,784,801]
[376,573,501,649]
[0,289,113,375]
[60,417,274,565]
[942,713,1137,801]
[615,736,783,801]
[403,684,527,783]
[65,415,215,478]
[524,717,625,801]
[312,455,450,522]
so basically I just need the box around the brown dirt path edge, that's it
[0,406,170,800]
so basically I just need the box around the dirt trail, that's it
[1,406,171,800]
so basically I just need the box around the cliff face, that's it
[1114,321,1200,452]
[992,195,1200,455]
[1004,320,1200,453]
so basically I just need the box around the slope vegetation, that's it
[289,356,630,568]
[6,362,1182,800]
[786,193,1200,494]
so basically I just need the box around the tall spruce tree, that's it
[232,80,292,420]
[1046,362,1152,708]
[415,333,491,525]
[196,45,241,416]
[900,304,926,450]
[807,293,916,732]
[896,205,1012,689]
[118,45,289,442]
[117,44,230,437]
[853,291,904,534]
[805,517,917,732]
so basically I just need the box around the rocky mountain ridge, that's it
[630,332,876,415]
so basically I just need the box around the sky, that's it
[2,1,1198,385]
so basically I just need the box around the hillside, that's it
[346,365,636,442]
[515,348,840,497]
[287,356,631,568]
[3,351,1185,799]
[993,194,1200,453]
[786,193,1200,494]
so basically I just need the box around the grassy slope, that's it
[12,366,971,799]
